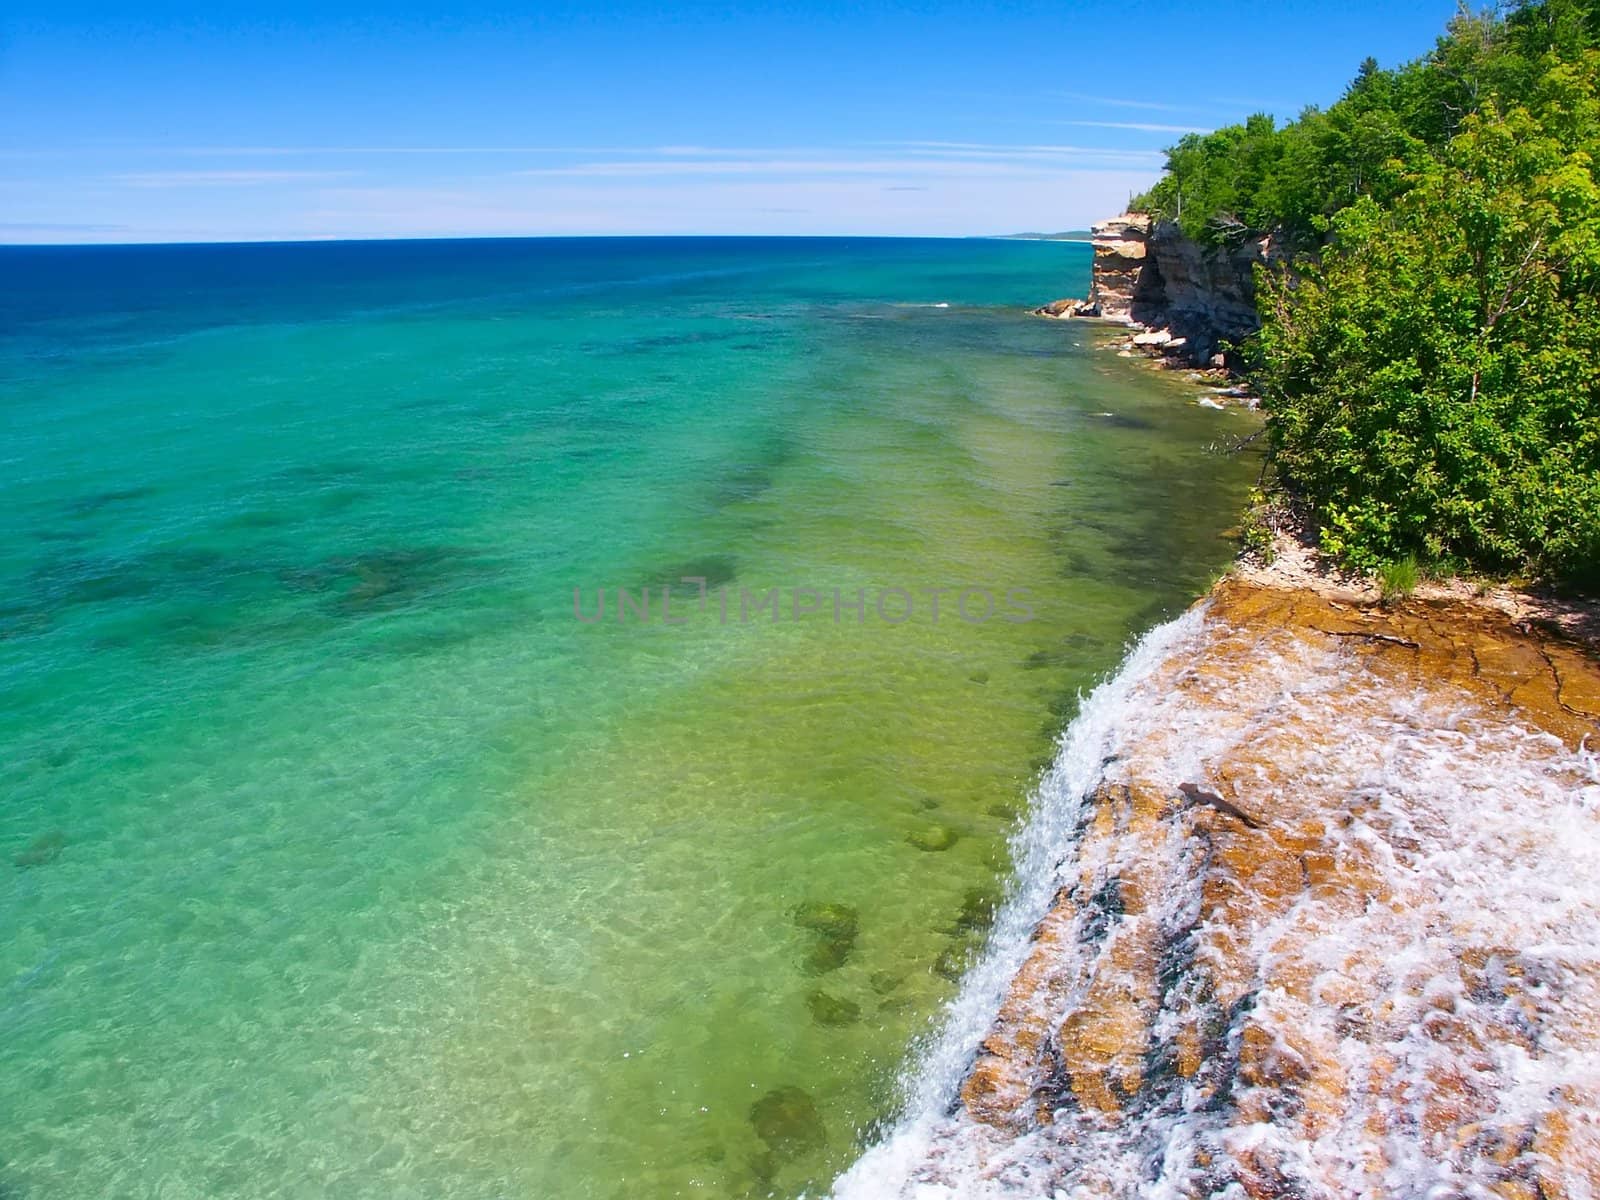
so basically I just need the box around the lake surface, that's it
[0,236,1259,1198]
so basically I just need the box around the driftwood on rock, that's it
[1176,781,1263,829]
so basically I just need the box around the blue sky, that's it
[2,2,1459,243]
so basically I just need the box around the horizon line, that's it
[0,230,1103,249]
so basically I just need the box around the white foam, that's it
[833,609,1209,1198]
[832,602,1600,1197]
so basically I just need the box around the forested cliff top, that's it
[1127,0,1600,587]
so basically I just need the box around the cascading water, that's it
[832,609,1209,1197]
[835,583,1600,1198]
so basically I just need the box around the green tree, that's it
[1253,80,1600,584]
[1129,0,1600,584]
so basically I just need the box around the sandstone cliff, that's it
[1039,214,1284,367]
[1084,214,1150,319]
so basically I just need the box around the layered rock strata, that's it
[1036,214,1284,366]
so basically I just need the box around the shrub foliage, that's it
[1135,1,1600,586]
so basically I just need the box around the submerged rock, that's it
[805,989,862,1026]
[1032,296,1100,318]
[949,884,1001,935]
[933,940,976,983]
[14,831,66,868]
[790,908,857,947]
[793,901,858,942]
[906,824,959,853]
[869,970,903,995]
[802,938,851,975]
[749,1086,826,1159]
[657,553,738,590]
[793,901,859,975]
[282,545,476,615]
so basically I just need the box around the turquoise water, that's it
[0,238,1260,1198]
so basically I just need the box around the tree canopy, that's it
[1136,0,1600,587]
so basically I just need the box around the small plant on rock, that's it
[1378,555,1420,603]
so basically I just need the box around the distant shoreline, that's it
[985,232,1094,243]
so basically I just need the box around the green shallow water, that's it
[0,238,1259,1198]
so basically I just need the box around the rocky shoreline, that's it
[838,533,1600,1197]
[1033,213,1279,363]
[1033,213,1281,408]
[834,219,1600,1196]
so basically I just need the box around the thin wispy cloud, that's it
[514,158,1028,179]
[1,144,686,162]
[512,144,1160,180]
[0,221,130,233]
[1048,120,1212,134]
[18,140,1166,162]
[890,140,1164,163]
[44,143,838,160]
[1048,91,1192,113]
[113,169,355,188]
[23,145,1168,242]
[650,145,825,157]
[143,146,628,158]
[299,168,1161,239]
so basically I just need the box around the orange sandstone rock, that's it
[946,572,1600,1197]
